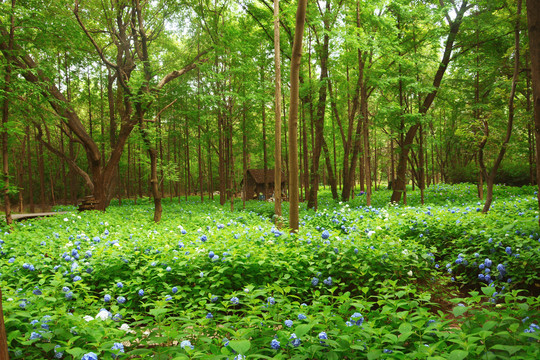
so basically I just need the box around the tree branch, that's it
[156,47,213,90]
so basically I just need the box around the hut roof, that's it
[247,169,286,184]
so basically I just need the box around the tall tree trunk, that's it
[274,0,283,226]
[37,131,46,210]
[391,1,469,203]
[288,0,308,231]
[262,67,268,200]
[1,0,15,226]
[0,287,9,360]
[307,1,332,209]
[302,98,309,201]
[242,100,247,208]
[479,0,521,213]
[526,0,540,222]
[26,127,34,212]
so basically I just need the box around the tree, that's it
[526,0,540,225]
[0,1,210,214]
[478,0,521,213]
[288,0,308,232]
[274,0,283,226]
[390,1,471,203]
[1,0,14,226]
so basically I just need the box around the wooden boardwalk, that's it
[1,212,69,221]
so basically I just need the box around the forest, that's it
[0,0,540,359]
[0,0,537,223]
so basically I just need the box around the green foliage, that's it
[1,184,539,358]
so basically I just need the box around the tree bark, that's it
[1,0,15,227]
[527,0,540,225]
[0,286,9,360]
[274,0,283,226]
[288,0,308,231]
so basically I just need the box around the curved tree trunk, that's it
[391,1,469,203]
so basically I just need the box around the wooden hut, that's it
[242,169,286,200]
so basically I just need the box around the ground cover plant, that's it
[0,184,539,359]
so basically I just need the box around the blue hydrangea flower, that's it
[54,345,64,358]
[209,251,215,259]
[206,312,213,319]
[81,352,98,360]
[29,331,42,340]
[104,294,111,302]
[270,339,280,350]
[321,230,330,239]
[350,312,364,326]
[73,276,82,282]
[505,246,512,255]
[165,295,172,301]
[311,277,319,286]
[180,340,194,350]
[323,277,332,286]
[289,333,301,347]
[172,286,178,294]
[230,296,239,305]
[33,288,42,295]
[383,349,393,354]
[117,296,126,304]
[267,297,275,306]
[116,282,123,289]
[65,292,73,300]
[223,338,230,347]
[484,259,492,268]
[138,289,144,297]
[200,235,207,242]
[111,343,124,359]
[298,313,307,320]
[284,319,293,327]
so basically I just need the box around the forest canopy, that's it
[0,0,537,222]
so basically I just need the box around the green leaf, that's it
[367,349,381,360]
[490,344,523,355]
[149,308,168,317]
[399,322,412,334]
[294,324,313,338]
[452,305,468,317]
[448,350,468,360]
[384,333,398,343]
[482,321,497,331]
[229,340,250,355]
[481,286,496,297]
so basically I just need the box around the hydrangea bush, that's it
[0,184,538,359]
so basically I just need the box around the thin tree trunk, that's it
[479,0,521,213]
[526,0,540,222]
[262,67,268,200]
[0,286,9,360]
[26,127,34,212]
[37,130,46,211]
[274,0,283,226]
[1,0,15,226]
[288,0,308,231]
